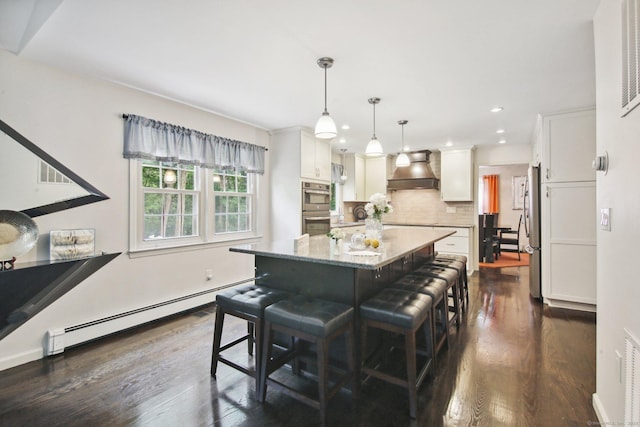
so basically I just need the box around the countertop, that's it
[330,221,474,229]
[230,227,454,270]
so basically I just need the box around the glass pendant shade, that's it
[366,137,383,156]
[315,112,337,139]
[395,152,410,167]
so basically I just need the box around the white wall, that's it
[593,1,640,422]
[0,50,270,370]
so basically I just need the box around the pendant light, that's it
[365,97,383,156]
[395,120,410,167]
[314,57,337,139]
[340,148,348,183]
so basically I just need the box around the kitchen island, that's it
[230,227,454,370]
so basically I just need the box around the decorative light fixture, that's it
[365,97,383,156]
[314,57,337,139]
[395,120,410,167]
[340,148,348,183]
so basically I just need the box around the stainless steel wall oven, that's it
[301,182,330,236]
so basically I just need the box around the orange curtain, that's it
[482,175,499,213]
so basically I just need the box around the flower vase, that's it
[331,238,342,254]
[365,217,383,240]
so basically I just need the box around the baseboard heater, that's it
[44,277,254,356]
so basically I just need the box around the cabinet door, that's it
[365,156,388,198]
[542,182,596,305]
[440,149,473,201]
[543,109,596,183]
[355,155,365,200]
[300,131,317,179]
[315,138,331,181]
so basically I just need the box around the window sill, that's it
[128,234,264,259]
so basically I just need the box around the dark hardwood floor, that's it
[0,265,597,426]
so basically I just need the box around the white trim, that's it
[127,235,262,258]
[592,393,609,426]
[0,348,43,372]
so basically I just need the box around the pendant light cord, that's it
[323,67,328,114]
[372,102,377,138]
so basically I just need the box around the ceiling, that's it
[0,0,600,155]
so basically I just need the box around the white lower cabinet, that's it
[433,227,473,273]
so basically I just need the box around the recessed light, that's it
[490,106,504,113]
[339,138,346,143]
[496,128,505,134]
[498,139,506,144]
[341,124,350,130]
[445,141,453,147]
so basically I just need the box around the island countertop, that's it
[230,226,454,270]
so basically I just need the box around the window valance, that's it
[123,114,266,174]
[331,163,344,183]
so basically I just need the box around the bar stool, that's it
[391,274,450,360]
[428,257,468,313]
[210,284,290,399]
[435,254,469,309]
[259,295,356,426]
[359,288,434,419]
[413,264,461,330]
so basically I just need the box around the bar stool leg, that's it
[405,331,418,419]
[211,307,225,377]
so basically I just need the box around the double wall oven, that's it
[301,181,331,236]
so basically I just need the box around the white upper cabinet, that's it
[300,130,331,181]
[365,156,389,198]
[343,153,365,201]
[540,108,596,183]
[440,148,474,201]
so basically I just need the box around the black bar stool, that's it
[413,264,461,330]
[210,284,290,399]
[435,254,469,309]
[428,257,468,313]
[359,288,434,419]
[391,274,450,361]
[259,295,356,426]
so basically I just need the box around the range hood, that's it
[387,150,440,191]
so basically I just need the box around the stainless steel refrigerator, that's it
[524,165,542,299]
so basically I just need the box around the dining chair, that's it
[498,214,522,260]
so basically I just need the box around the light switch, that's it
[600,208,611,231]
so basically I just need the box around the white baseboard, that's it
[0,348,44,372]
[545,298,596,313]
[592,393,609,425]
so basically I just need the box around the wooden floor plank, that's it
[0,265,597,426]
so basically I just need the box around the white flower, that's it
[365,193,393,220]
[327,227,346,240]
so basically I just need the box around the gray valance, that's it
[122,114,266,174]
[331,163,344,183]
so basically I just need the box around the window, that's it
[141,160,198,240]
[130,160,259,252]
[213,169,252,234]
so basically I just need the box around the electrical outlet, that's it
[205,269,213,281]
[446,206,457,214]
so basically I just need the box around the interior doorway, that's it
[478,164,529,254]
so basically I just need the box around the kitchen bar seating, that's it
[391,274,450,361]
[360,288,435,419]
[412,264,461,329]
[210,284,290,399]
[259,295,356,426]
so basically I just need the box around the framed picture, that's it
[512,176,526,210]
[50,229,95,260]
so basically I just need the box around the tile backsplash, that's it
[385,189,474,225]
